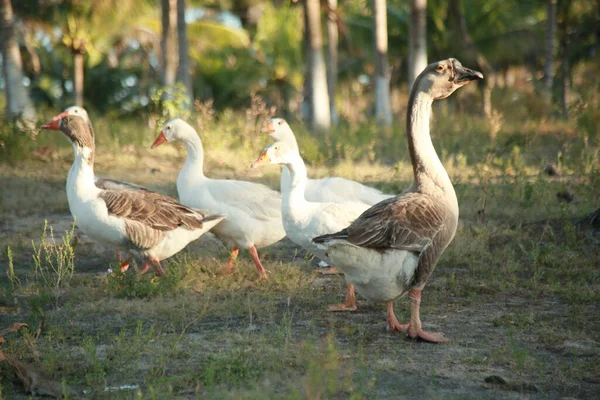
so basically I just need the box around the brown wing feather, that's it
[99,190,210,250]
[315,193,445,253]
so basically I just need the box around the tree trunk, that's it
[0,0,35,124]
[73,51,84,107]
[373,0,392,126]
[306,0,331,131]
[557,0,572,119]
[448,0,493,117]
[176,0,192,109]
[326,0,338,125]
[408,0,427,89]
[543,0,557,109]
[302,4,312,123]
[161,0,178,87]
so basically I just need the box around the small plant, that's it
[150,83,192,129]
[6,246,21,291]
[30,221,76,307]
[103,264,181,299]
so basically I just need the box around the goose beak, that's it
[262,121,275,135]
[151,131,168,149]
[454,65,484,84]
[52,111,69,121]
[251,150,270,168]
[41,119,60,130]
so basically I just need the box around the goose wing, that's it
[313,193,445,253]
[100,190,212,249]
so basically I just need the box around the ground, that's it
[0,121,599,399]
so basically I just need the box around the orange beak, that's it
[262,121,275,134]
[151,131,168,149]
[251,150,271,168]
[52,111,69,121]
[41,119,60,130]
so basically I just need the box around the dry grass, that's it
[0,97,599,399]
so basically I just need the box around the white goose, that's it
[51,106,147,192]
[251,140,372,311]
[313,59,483,343]
[150,119,285,280]
[263,118,394,205]
[41,115,225,275]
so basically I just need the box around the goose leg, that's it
[151,257,165,277]
[404,289,449,343]
[328,284,358,312]
[386,301,408,332]
[138,257,165,276]
[115,250,130,273]
[220,247,239,275]
[249,245,271,281]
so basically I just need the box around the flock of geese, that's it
[41,58,483,343]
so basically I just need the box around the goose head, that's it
[41,115,94,160]
[52,106,91,124]
[263,118,294,141]
[251,140,297,168]
[151,118,197,149]
[416,58,483,100]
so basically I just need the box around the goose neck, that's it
[68,145,100,199]
[406,90,451,192]
[281,154,308,211]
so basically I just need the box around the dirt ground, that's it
[0,154,599,399]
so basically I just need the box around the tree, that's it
[0,0,36,125]
[408,0,427,89]
[305,0,331,131]
[161,0,178,87]
[543,0,557,108]
[326,0,338,124]
[177,0,192,108]
[373,0,392,126]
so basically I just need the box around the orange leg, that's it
[328,284,358,312]
[115,250,130,273]
[386,301,409,332]
[393,289,449,343]
[138,257,165,276]
[220,247,239,275]
[248,245,271,281]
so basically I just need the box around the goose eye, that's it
[278,120,283,125]
[167,126,171,130]
[436,65,444,72]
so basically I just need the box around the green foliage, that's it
[103,265,182,299]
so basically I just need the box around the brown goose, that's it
[51,106,147,192]
[313,58,483,343]
[41,115,225,275]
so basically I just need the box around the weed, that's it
[30,221,76,307]
[103,263,181,299]
[6,246,21,291]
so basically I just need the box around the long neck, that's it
[281,153,309,214]
[67,145,100,199]
[406,90,452,193]
[177,132,206,193]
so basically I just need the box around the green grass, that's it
[0,86,599,398]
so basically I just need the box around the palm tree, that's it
[0,0,36,125]
[176,0,192,107]
[373,0,392,126]
[326,0,338,125]
[305,0,331,131]
[408,0,427,89]
[161,0,178,87]
[543,0,557,108]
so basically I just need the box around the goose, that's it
[312,59,483,343]
[41,115,225,276]
[262,118,394,205]
[150,119,285,280]
[251,140,372,311]
[51,106,147,192]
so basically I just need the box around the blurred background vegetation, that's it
[0,0,598,174]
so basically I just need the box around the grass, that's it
[0,83,599,398]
